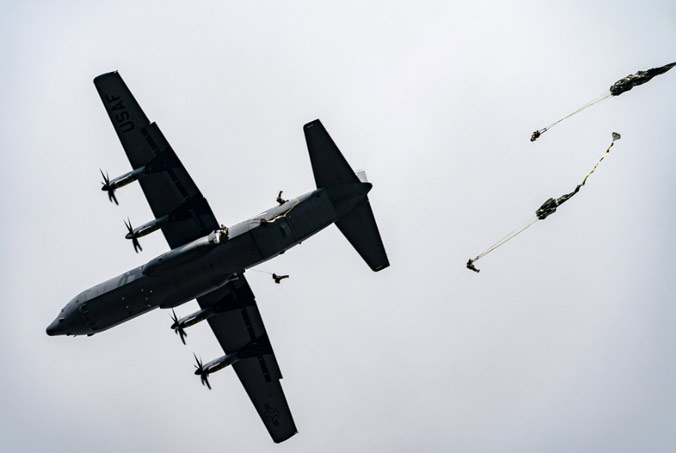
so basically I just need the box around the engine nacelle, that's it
[168,273,241,344]
[124,215,169,253]
[126,215,168,240]
[172,306,212,332]
[111,166,146,189]
[200,351,242,375]
[194,335,272,389]
[101,166,146,205]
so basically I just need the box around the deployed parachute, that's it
[609,62,676,95]
[467,133,620,273]
[531,62,675,142]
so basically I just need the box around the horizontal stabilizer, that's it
[336,200,389,272]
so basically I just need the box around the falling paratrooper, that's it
[530,62,675,142]
[272,273,289,284]
[467,132,621,273]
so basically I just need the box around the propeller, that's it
[170,309,187,345]
[100,169,118,205]
[193,353,211,390]
[123,218,142,253]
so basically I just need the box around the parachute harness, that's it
[467,133,620,272]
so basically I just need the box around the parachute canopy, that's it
[609,62,676,96]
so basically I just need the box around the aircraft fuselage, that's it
[47,183,371,337]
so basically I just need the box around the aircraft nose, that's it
[46,318,65,336]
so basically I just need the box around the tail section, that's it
[304,120,389,272]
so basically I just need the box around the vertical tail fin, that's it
[304,120,359,188]
[304,120,389,271]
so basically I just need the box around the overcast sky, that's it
[1,1,675,452]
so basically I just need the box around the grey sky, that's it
[1,1,675,451]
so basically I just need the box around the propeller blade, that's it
[124,219,142,253]
[100,170,118,205]
[99,168,109,186]
[170,309,187,345]
[193,354,211,389]
[132,238,142,253]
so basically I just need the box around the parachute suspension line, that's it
[472,215,539,263]
[249,269,274,276]
[579,132,618,187]
[250,268,290,284]
[531,92,612,142]
[546,92,611,130]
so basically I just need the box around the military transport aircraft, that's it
[46,71,389,443]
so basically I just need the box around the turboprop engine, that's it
[123,215,169,253]
[193,335,273,389]
[100,166,146,205]
[169,306,215,344]
[167,273,241,343]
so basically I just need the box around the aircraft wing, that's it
[197,275,297,443]
[94,71,219,249]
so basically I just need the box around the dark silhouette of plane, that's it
[46,72,389,443]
